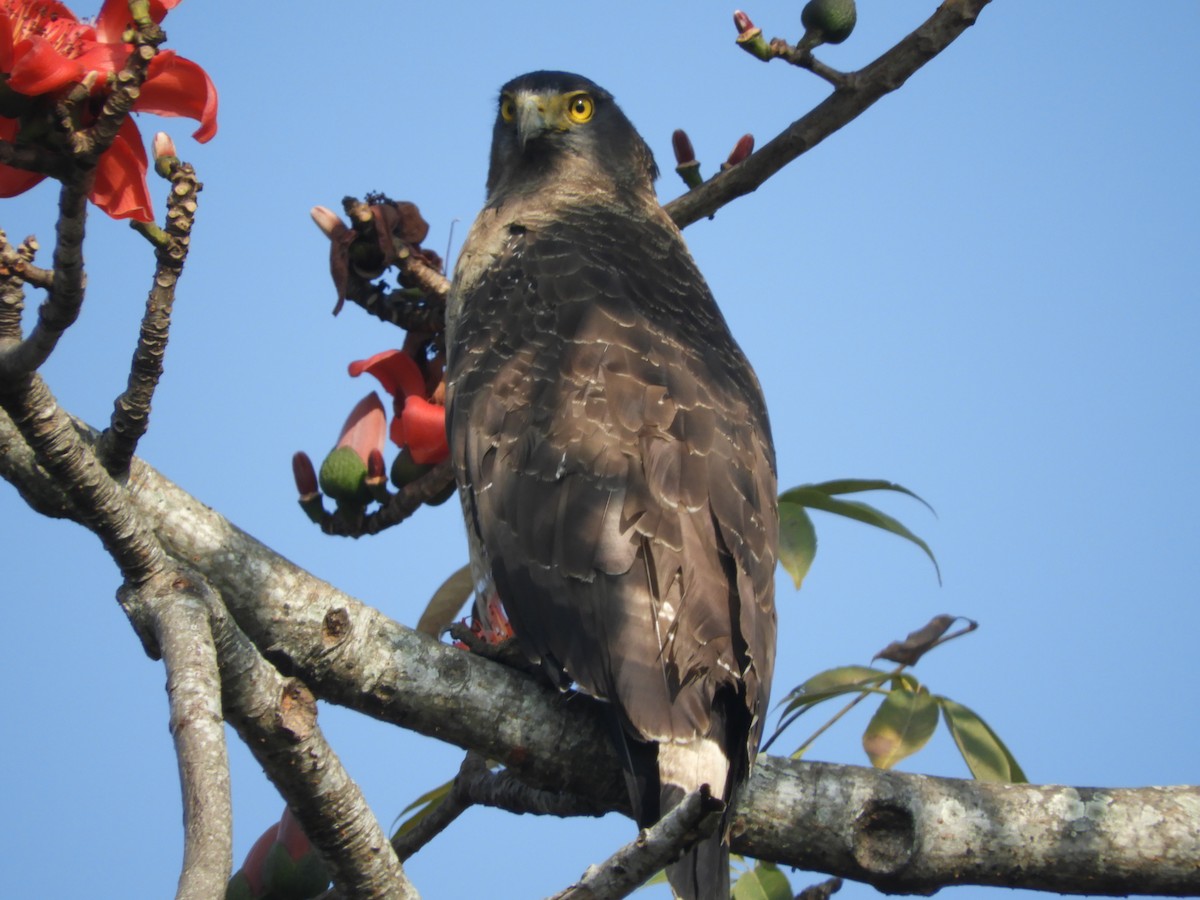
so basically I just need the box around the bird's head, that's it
[485,71,658,202]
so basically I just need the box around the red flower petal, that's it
[0,162,45,198]
[1,11,15,73]
[89,117,153,221]
[72,38,130,77]
[5,35,86,94]
[140,50,218,142]
[239,821,279,897]
[399,397,449,465]
[277,807,315,864]
[334,393,387,462]
[0,116,46,198]
[348,349,426,401]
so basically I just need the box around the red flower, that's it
[349,348,449,466]
[0,0,217,221]
[333,392,387,462]
[315,393,387,508]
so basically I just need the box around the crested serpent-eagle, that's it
[446,71,778,899]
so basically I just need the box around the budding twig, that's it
[99,145,204,476]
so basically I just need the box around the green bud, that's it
[390,446,432,488]
[262,842,331,899]
[428,481,457,506]
[800,0,857,49]
[318,446,369,506]
[224,870,256,900]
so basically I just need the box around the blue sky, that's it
[2,2,1198,897]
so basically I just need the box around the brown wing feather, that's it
[447,199,776,820]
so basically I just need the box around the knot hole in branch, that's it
[853,798,916,876]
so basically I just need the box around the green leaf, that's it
[415,564,474,637]
[778,500,817,589]
[732,861,793,900]
[393,778,454,836]
[802,478,936,515]
[939,698,1028,783]
[890,672,922,692]
[779,486,941,584]
[778,665,890,715]
[862,686,939,769]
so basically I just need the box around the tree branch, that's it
[548,789,723,900]
[0,179,90,377]
[3,409,1199,895]
[391,752,482,863]
[0,375,165,582]
[663,0,993,228]
[740,757,1200,895]
[118,569,233,900]
[98,155,203,476]
[198,572,418,900]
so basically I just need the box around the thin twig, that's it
[766,39,853,88]
[460,759,611,819]
[665,0,992,228]
[547,789,723,900]
[73,16,164,164]
[319,459,455,537]
[390,752,483,863]
[98,157,203,476]
[0,179,89,377]
[393,242,450,304]
[341,279,447,334]
[797,876,843,900]
[0,231,51,299]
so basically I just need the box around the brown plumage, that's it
[446,71,777,899]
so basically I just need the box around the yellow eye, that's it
[500,97,516,122]
[566,92,594,124]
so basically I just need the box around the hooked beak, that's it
[515,95,553,150]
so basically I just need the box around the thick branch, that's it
[199,573,417,900]
[664,0,992,228]
[119,570,233,900]
[741,758,1200,895]
[3,407,1198,895]
[0,377,164,582]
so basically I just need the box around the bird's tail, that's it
[666,828,730,900]
[658,737,733,900]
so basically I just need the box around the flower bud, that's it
[366,448,391,503]
[292,452,318,498]
[672,129,696,166]
[722,134,755,170]
[152,131,178,178]
[318,445,369,508]
[310,205,347,239]
[800,0,857,50]
[263,808,332,898]
[733,9,756,34]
